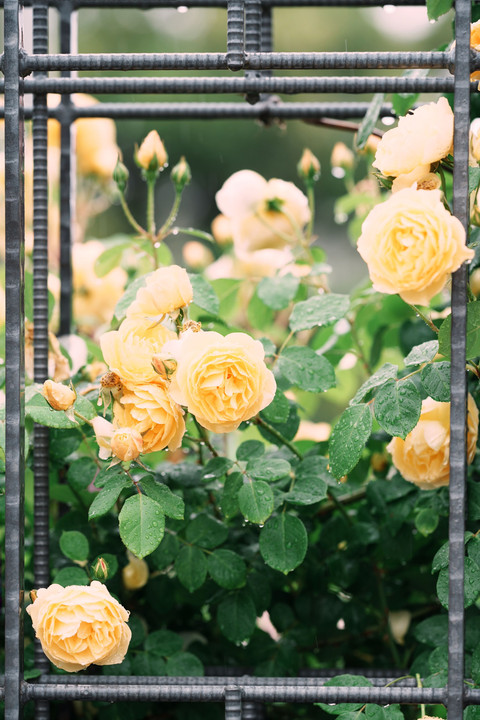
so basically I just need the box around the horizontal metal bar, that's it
[33,675,418,687]
[24,682,447,704]
[21,50,463,73]
[20,75,463,94]
[0,0,449,7]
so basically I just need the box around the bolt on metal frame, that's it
[1,0,479,717]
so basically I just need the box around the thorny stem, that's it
[317,487,367,515]
[146,178,159,269]
[159,189,183,240]
[119,191,147,238]
[255,416,303,459]
[306,183,316,242]
[348,318,373,376]
[416,673,426,718]
[125,468,142,495]
[406,304,439,334]
[193,418,219,458]
[304,116,384,138]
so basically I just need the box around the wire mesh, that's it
[0,0,476,717]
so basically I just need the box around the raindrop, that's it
[177,5,189,12]
[331,166,346,179]
[383,4,395,12]
[172,228,179,235]
[154,242,161,248]
[382,116,396,126]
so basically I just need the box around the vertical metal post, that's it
[32,3,51,714]
[244,0,262,104]
[260,5,273,55]
[449,0,471,717]
[225,686,242,720]
[226,0,244,71]
[4,0,25,718]
[59,0,76,336]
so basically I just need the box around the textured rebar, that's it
[225,686,242,720]
[3,0,25,718]
[245,0,262,102]
[227,0,245,70]
[242,701,265,719]
[0,0,448,6]
[33,674,416,686]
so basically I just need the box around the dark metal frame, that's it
[1,0,478,717]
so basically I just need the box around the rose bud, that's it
[135,130,168,172]
[111,427,143,462]
[42,380,76,411]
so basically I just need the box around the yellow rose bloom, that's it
[26,581,131,672]
[100,317,176,387]
[372,98,454,178]
[163,329,276,433]
[114,385,185,453]
[111,427,143,462]
[42,380,76,411]
[126,265,193,321]
[387,395,478,490]
[357,188,473,305]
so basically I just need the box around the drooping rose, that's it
[42,380,76,411]
[26,581,131,672]
[387,395,478,490]
[163,329,276,433]
[126,265,193,321]
[372,98,454,178]
[216,170,310,253]
[114,384,185,453]
[357,188,473,305]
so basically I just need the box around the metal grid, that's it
[1,0,478,717]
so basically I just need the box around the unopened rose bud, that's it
[136,130,168,173]
[211,214,233,246]
[122,552,149,590]
[388,610,411,645]
[363,134,381,155]
[113,158,129,193]
[111,427,143,462]
[331,142,354,174]
[151,354,177,380]
[92,557,109,581]
[42,380,76,411]
[298,148,321,183]
[182,240,214,270]
[470,268,480,296]
[171,156,191,190]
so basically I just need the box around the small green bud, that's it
[113,158,129,193]
[171,156,192,191]
[92,557,109,581]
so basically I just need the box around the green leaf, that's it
[54,566,89,587]
[277,346,335,393]
[415,508,439,536]
[472,644,480,685]
[201,457,234,480]
[404,340,439,367]
[259,514,308,574]
[329,404,372,479]
[88,474,130,520]
[290,294,350,333]
[471,168,480,196]
[391,70,430,118]
[438,302,480,360]
[188,273,220,315]
[426,0,453,20]
[140,476,184,520]
[59,531,89,562]
[247,290,274,330]
[286,456,331,505]
[94,242,130,277]
[185,514,228,549]
[119,494,165,559]
[238,480,274,524]
[246,457,291,482]
[93,464,126,489]
[175,546,207,593]
[114,274,149,322]
[432,542,449,573]
[150,533,179,570]
[414,615,448,646]
[132,653,167,676]
[145,630,183,657]
[260,389,290,425]
[355,94,385,150]
[211,278,241,316]
[25,392,95,429]
[236,440,264,462]
[208,549,247,589]
[351,363,398,405]
[257,273,300,311]
[437,557,480,609]
[421,362,450,402]
[221,472,243,520]
[166,652,204,677]
[316,674,373,714]
[217,590,257,643]
[373,379,421,439]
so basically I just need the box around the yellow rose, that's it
[163,329,276,433]
[114,385,185,453]
[136,130,168,171]
[211,214,233,246]
[26,581,131,672]
[100,317,176,387]
[126,265,193,321]
[372,98,454,178]
[471,20,480,81]
[215,170,310,252]
[111,427,143,462]
[387,395,478,490]
[357,188,473,305]
[42,380,76,411]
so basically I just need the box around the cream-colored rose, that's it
[73,241,127,333]
[126,265,193,321]
[211,214,233,246]
[42,380,76,411]
[122,552,149,590]
[163,329,276,433]
[387,395,478,490]
[91,416,115,460]
[391,165,441,193]
[357,188,473,305]
[111,427,143,462]
[100,317,176,387]
[216,170,310,252]
[372,98,454,178]
[114,385,185,453]
[331,142,354,171]
[26,581,131,672]
[182,241,214,270]
[136,130,168,171]
[471,20,480,81]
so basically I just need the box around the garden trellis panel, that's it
[1,0,480,718]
